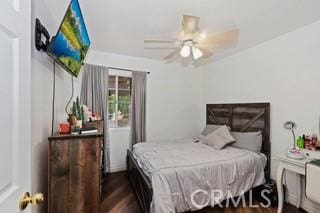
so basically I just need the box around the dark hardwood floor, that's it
[102,171,305,213]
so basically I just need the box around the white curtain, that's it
[80,64,110,173]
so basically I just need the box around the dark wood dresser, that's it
[48,121,104,213]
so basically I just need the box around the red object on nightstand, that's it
[59,123,71,134]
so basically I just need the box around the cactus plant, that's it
[80,106,84,121]
[76,97,81,119]
[72,101,77,118]
[71,96,83,121]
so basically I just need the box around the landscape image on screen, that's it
[51,0,90,77]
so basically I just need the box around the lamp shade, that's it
[180,45,191,57]
[192,47,203,60]
[284,121,297,130]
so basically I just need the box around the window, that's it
[108,74,132,128]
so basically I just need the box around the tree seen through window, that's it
[108,75,132,128]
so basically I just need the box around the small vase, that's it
[68,114,77,126]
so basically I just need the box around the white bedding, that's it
[133,138,267,213]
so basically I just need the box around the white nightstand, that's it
[275,151,320,213]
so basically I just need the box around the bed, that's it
[127,103,270,213]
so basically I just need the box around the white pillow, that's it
[201,124,231,136]
[201,125,236,150]
[231,131,262,153]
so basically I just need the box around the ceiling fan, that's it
[144,15,239,62]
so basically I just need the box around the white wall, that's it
[199,20,320,212]
[31,1,82,212]
[86,50,203,171]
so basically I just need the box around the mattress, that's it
[132,138,267,213]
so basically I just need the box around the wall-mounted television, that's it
[48,0,90,77]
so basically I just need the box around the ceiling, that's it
[47,0,320,62]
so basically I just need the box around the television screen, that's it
[49,0,90,77]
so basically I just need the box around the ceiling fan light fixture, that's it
[180,45,191,57]
[192,46,203,60]
[145,15,239,63]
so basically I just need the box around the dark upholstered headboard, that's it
[206,103,270,180]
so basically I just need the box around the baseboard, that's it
[110,164,126,173]
[288,193,320,213]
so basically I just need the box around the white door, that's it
[0,0,32,212]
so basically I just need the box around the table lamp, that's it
[284,121,304,159]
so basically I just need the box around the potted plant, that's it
[68,97,85,132]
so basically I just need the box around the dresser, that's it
[48,121,104,213]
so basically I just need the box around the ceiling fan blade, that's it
[163,49,181,61]
[144,39,177,43]
[182,15,200,34]
[198,29,239,49]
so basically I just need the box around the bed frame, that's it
[127,103,270,213]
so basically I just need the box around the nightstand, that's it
[275,151,320,213]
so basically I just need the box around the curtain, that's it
[80,64,110,173]
[130,71,147,148]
